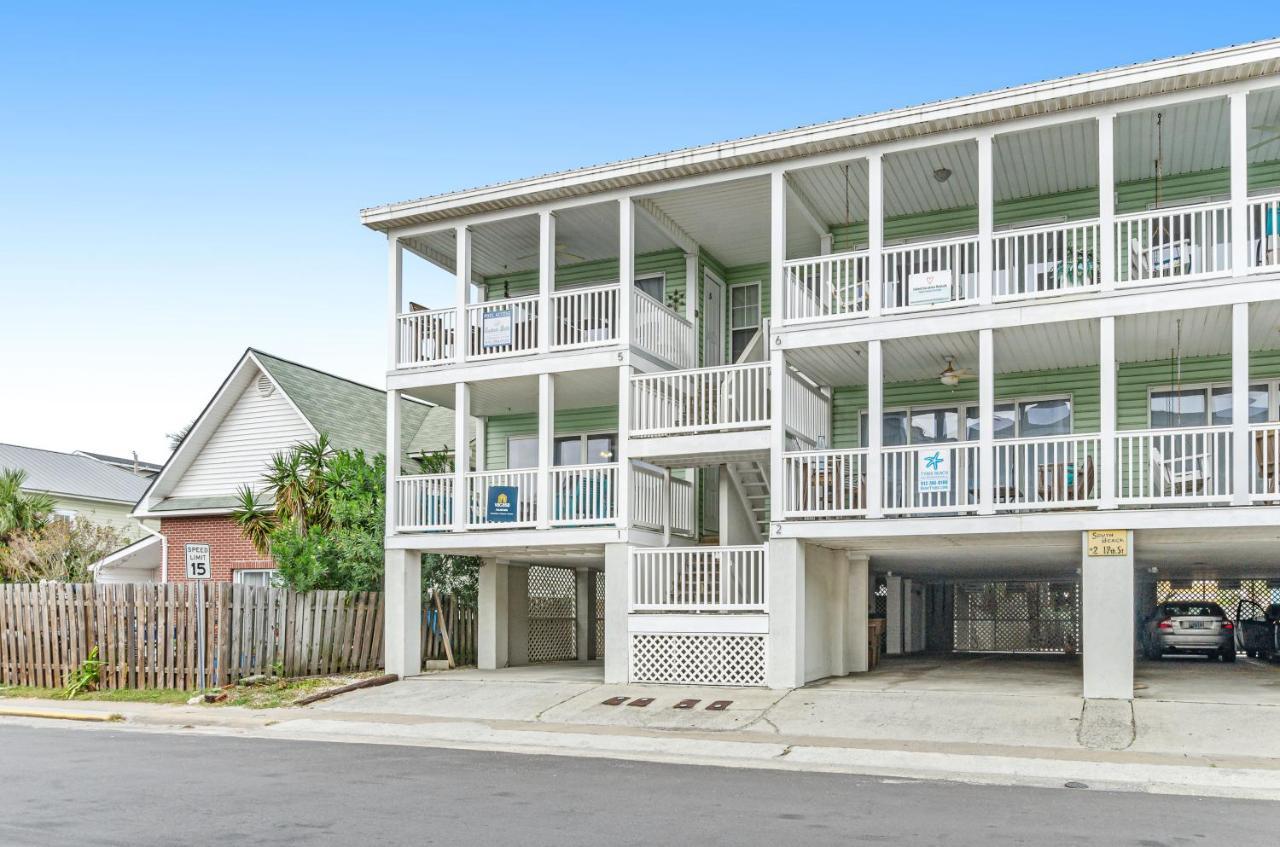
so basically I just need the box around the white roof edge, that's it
[90,534,161,573]
[360,38,1280,230]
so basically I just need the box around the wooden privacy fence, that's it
[0,584,477,691]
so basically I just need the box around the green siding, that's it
[832,352,1280,443]
[484,406,619,470]
[482,250,688,309]
[832,366,1100,448]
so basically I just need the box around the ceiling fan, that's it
[516,242,586,264]
[938,357,976,387]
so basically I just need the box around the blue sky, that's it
[0,3,1270,461]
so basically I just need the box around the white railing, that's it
[1116,426,1232,504]
[466,295,540,359]
[881,444,980,515]
[670,476,695,537]
[465,468,538,527]
[630,546,767,612]
[1115,201,1231,285]
[1250,423,1280,502]
[1247,194,1280,271]
[993,220,1101,300]
[992,434,1101,511]
[882,235,979,311]
[630,362,771,437]
[631,464,696,537]
[782,449,868,518]
[782,250,871,322]
[550,284,619,351]
[550,464,617,525]
[395,474,454,530]
[632,289,694,369]
[395,308,458,367]
[783,368,830,448]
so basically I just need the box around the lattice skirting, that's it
[630,633,766,687]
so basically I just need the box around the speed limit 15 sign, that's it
[185,543,211,580]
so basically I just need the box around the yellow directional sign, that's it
[1086,530,1128,557]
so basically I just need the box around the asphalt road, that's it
[0,725,1274,846]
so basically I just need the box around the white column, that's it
[453,382,470,531]
[1100,317,1118,509]
[387,237,403,370]
[977,133,994,305]
[538,210,556,352]
[1232,302,1251,505]
[619,199,635,347]
[1230,92,1249,275]
[978,328,995,515]
[477,560,510,670]
[385,391,400,535]
[766,538,806,689]
[603,543,629,684]
[661,467,672,545]
[683,252,698,323]
[383,548,421,678]
[885,574,903,655]
[867,154,883,317]
[1098,114,1116,291]
[1082,531,1134,700]
[456,225,471,364]
[616,364,632,529]
[474,417,487,472]
[536,372,554,529]
[769,346,786,524]
[819,233,834,255]
[866,339,884,519]
[770,169,786,329]
[507,564,529,667]
[847,554,870,673]
[830,549,850,677]
[575,567,591,662]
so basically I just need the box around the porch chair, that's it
[1149,443,1213,498]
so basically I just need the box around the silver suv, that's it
[1141,602,1236,662]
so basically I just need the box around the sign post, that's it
[185,543,210,689]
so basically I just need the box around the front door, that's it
[703,270,724,367]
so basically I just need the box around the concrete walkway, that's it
[2,654,1277,801]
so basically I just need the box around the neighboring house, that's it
[129,349,454,586]
[0,443,153,541]
[368,39,1280,700]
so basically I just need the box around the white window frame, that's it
[510,430,618,469]
[1145,380,1278,428]
[234,569,280,587]
[506,435,539,469]
[728,280,762,362]
[861,394,1074,446]
[634,272,666,304]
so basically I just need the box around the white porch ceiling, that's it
[405,367,618,416]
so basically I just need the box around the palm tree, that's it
[233,486,278,556]
[0,469,55,544]
[234,437,336,553]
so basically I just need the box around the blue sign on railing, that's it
[486,485,518,522]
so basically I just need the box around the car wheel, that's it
[1221,649,1237,663]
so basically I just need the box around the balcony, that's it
[629,546,767,613]
[630,362,772,438]
[392,461,693,535]
[780,426,1259,519]
[394,285,691,370]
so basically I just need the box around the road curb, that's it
[0,706,122,723]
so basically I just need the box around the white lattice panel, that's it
[593,571,606,660]
[528,566,576,663]
[630,633,766,686]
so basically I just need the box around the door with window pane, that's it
[729,283,761,362]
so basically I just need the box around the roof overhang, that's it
[90,534,162,574]
[361,40,1280,233]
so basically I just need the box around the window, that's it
[507,436,538,469]
[729,283,761,362]
[1149,383,1271,428]
[554,436,583,466]
[635,274,665,303]
[865,396,1072,447]
[234,569,279,588]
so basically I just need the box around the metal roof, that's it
[0,443,152,504]
[360,39,1280,232]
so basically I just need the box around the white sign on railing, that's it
[481,309,513,348]
[917,448,951,494]
[908,269,953,305]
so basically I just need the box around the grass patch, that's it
[0,685,190,705]
[215,672,382,709]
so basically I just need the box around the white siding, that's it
[170,371,315,498]
[52,496,147,541]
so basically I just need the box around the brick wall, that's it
[160,515,274,583]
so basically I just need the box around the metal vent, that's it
[256,374,275,397]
